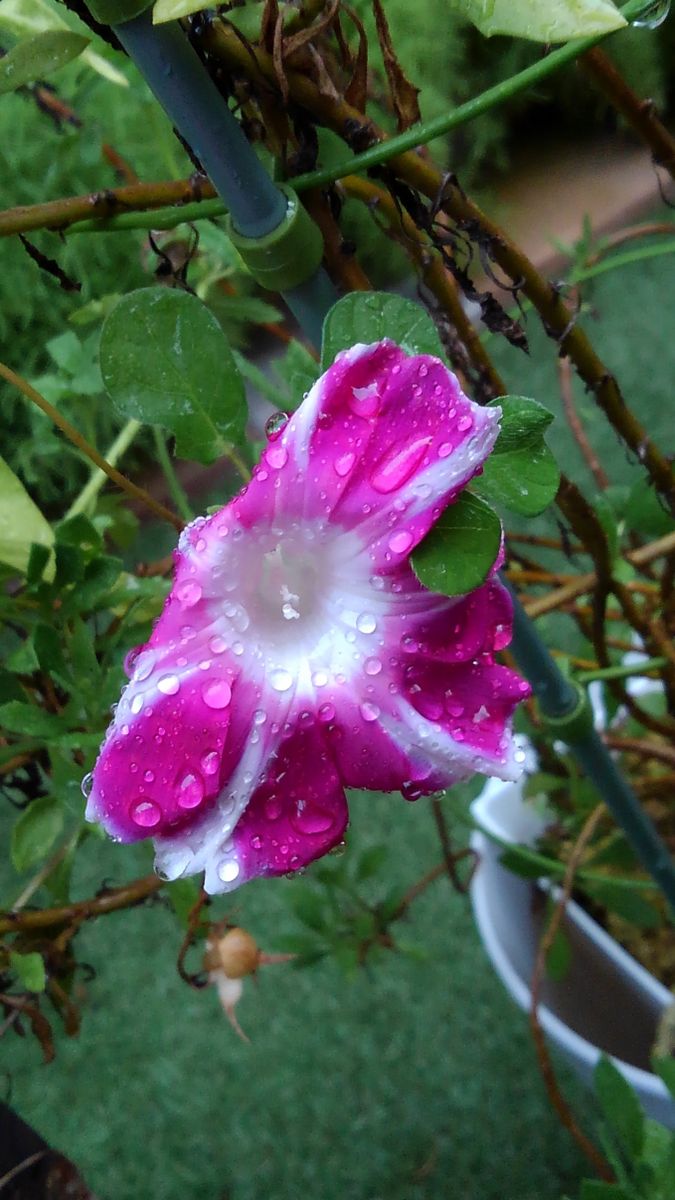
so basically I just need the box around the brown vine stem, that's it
[529,803,613,1182]
[0,362,184,533]
[604,736,675,771]
[341,174,505,398]
[580,47,675,184]
[558,357,609,490]
[0,874,163,935]
[201,20,674,511]
[524,530,675,618]
[0,176,215,237]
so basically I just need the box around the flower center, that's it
[259,542,321,628]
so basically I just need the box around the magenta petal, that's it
[230,722,348,882]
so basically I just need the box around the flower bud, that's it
[205,927,260,979]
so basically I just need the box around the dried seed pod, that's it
[204,927,260,979]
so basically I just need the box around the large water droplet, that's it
[201,750,220,775]
[360,701,380,722]
[356,612,377,634]
[318,702,335,723]
[157,674,180,696]
[364,657,382,676]
[130,694,144,715]
[130,798,162,828]
[80,772,93,799]
[388,529,414,555]
[457,413,473,433]
[349,383,380,418]
[334,451,356,477]
[632,0,670,27]
[266,444,289,470]
[370,437,430,493]
[202,679,232,709]
[270,667,293,692]
[177,770,204,810]
[292,805,334,835]
[209,634,228,655]
[218,859,240,883]
[265,411,289,439]
[177,579,202,608]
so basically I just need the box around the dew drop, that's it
[269,667,293,692]
[438,441,454,458]
[266,444,288,470]
[334,451,356,477]
[356,612,377,634]
[177,770,204,809]
[364,657,382,676]
[370,437,431,493]
[177,579,202,608]
[265,411,289,439]
[130,798,161,828]
[218,859,240,883]
[312,670,329,688]
[251,835,263,850]
[388,529,414,555]
[318,702,335,723]
[130,694,144,714]
[349,383,380,418]
[632,0,670,28]
[80,772,93,799]
[253,709,267,725]
[209,634,228,655]
[202,679,232,709]
[360,701,380,722]
[144,769,155,783]
[457,414,473,433]
[157,674,180,696]
[292,805,334,835]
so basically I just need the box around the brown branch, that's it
[0,874,163,935]
[604,736,675,771]
[530,804,613,1182]
[430,798,477,894]
[0,361,184,533]
[580,47,675,184]
[558,356,609,489]
[0,175,214,237]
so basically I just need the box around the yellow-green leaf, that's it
[152,0,206,23]
[0,29,88,92]
[451,0,626,41]
[0,456,54,579]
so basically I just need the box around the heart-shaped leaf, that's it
[411,491,501,597]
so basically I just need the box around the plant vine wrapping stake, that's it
[80,0,675,913]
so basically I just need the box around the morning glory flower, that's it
[86,341,528,893]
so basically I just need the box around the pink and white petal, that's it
[393,573,515,663]
[397,658,529,780]
[160,720,349,893]
[86,641,255,841]
[228,342,501,553]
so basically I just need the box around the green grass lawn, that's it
[3,214,673,1200]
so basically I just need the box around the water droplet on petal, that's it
[334,451,356,477]
[251,835,263,850]
[318,702,335,723]
[401,780,425,801]
[292,805,334,835]
[270,667,293,692]
[356,612,377,634]
[312,670,328,688]
[157,674,180,696]
[218,860,240,883]
[364,657,382,676]
[371,437,431,493]
[360,701,380,722]
[130,694,144,714]
[266,444,288,470]
[144,769,155,783]
[177,770,204,810]
[202,679,232,709]
[438,442,454,459]
[201,750,220,775]
[209,634,228,655]
[349,383,380,418]
[130,798,161,828]
[81,772,93,799]
[388,529,414,554]
[265,411,289,439]
[457,414,473,433]
[177,579,202,608]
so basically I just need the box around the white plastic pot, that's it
[470,779,674,1127]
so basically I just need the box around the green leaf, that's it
[11,796,63,872]
[450,0,626,42]
[10,950,46,993]
[355,845,388,882]
[100,288,247,464]
[0,456,54,579]
[586,880,661,929]
[411,492,501,597]
[594,1055,645,1159]
[321,292,445,371]
[290,885,328,933]
[273,340,320,408]
[166,878,202,928]
[472,396,560,516]
[624,477,672,539]
[152,0,208,22]
[0,29,88,92]
[579,1183,630,1200]
[0,701,64,739]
